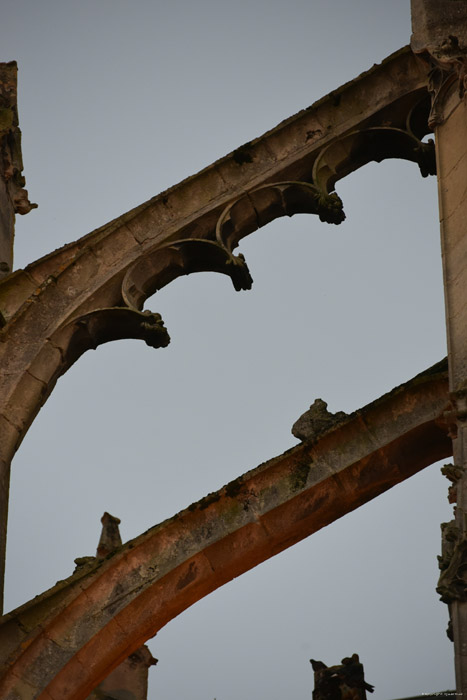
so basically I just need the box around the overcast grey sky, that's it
[2,1,454,698]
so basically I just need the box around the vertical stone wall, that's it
[436,86,467,692]
[0,61,36,281]
[0,62,18,279]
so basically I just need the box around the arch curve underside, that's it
[0,359,451,699]
[0,47,445,699]
[0,47,434,475]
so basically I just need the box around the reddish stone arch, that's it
[0,363,450,698]
[0,45,450,698]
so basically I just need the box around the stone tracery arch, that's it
[0,33,462,697]
[0,46,432,485]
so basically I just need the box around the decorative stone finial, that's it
[97,512,122,559]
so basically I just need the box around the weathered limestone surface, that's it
[0,362,451,699]
[437,91,467,388]
[0,48,435,612]
[436,89,467,694]
[82,514,158,700]
[411,2,467,692]
[0,62,36,280]
[0,34,454,697]
[411,0,467,63]
[0,62,19,279]
[1,3,467,696]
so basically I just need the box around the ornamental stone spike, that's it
[87,513,158,700]
[96,511,123,559]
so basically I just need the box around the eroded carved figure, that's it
[310,654,374,700]
[292,399,348,442]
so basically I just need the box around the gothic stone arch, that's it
[1,1,467,694]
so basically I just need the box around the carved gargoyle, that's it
[437,522,467,605]
[292,399,348,442]
[441,463,465,504]
[310,653,374,700]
